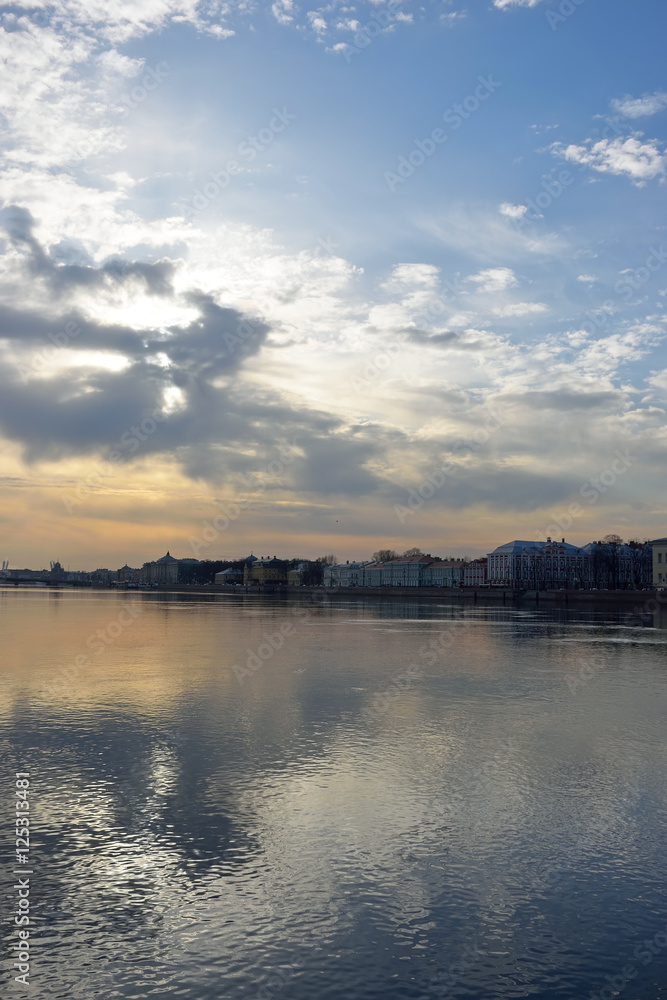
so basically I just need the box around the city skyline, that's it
[1,1,666,568]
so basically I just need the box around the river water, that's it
[1,588,666,999]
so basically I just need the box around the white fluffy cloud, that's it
[499,203,528,220]
[551,136,666,185]
[468,267,518,293]
[611,92,667,119]
[493,302,547,317]
[493,0,544,8]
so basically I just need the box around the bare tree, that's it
[372,549,399,563]
[401,547,425,558]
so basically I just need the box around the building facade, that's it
[323,561,369,587]
[487,539,588,589]
[487,538,652,590]
[141,552,179,585]
[650,538,667,589]
[464,558,488,587]
[244,557,288,585]
[422,560,465,587]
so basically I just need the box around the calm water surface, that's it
[1,588,667,999]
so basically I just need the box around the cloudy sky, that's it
[0,0,666,569]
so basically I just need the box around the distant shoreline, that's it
[3,582,665,611]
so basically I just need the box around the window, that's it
[659,552,663,564]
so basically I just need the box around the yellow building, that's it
[244,556,288,585]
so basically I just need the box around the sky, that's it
[0,0,666,569]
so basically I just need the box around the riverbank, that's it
[2,581,664,611]
[127,583,667,609]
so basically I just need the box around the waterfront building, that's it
[464,558,488,587]
[118,564,141,584]
[421,560,465,588]
[649,537,667,589]
[360,561,384,587]
[487,538,588,589]
[244,556,288,585]
[581,541,653,590]
[142,552,179,585]
[215,568,243,585]
[381,555,433,587]
[323,561,370,587]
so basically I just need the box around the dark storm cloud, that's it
[406,328,493,351]
[0,205,174,297]
[0,216,390,493]
[502,389,625,411]
[389,463,584,513]
[292,434,382,495]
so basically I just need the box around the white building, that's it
[649,537,667,589]
[381,556,433,587]
[422,560,465,587]
[361,562,384,586]
[323,561,369,587]
[487,539,588,589]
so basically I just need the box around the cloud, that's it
[493,302,547,317]
[467,267,518,293]
[611,92,667,119]
[551,136,666,185]
[0,205,176,300]
[498,203,528,220]
[493,0,544,8]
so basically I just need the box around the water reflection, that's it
[1,590,666,999]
